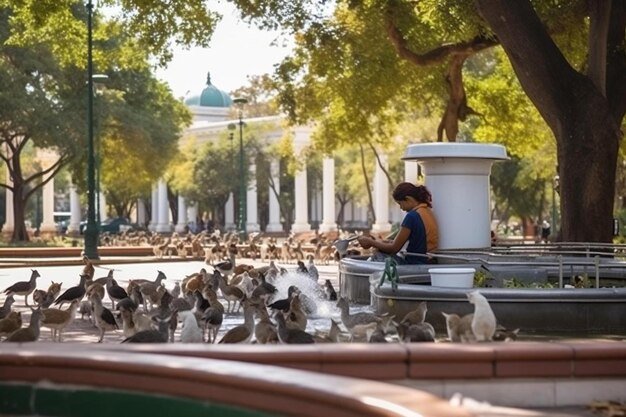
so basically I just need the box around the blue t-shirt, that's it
[401,210,427,264]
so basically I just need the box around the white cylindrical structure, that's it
[224,193,235,231]
[372,153,391,233]
[266,160,283,232]
[320,157,337,232]
[175,195,187,233]
[403,143,508,250]
[149,184,158,232]
[292,165,311,232]
[156,179,171,233]
[40,176,56,233]
[246,163,260,233]
[67,184,81,235]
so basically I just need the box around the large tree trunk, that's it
[11,185,29,242]
[475,0,625,243]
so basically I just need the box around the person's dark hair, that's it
[392,182,432,207]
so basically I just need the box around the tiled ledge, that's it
[0,344,470,417]
[94,340,626,380]
[98,340,626,408]
[5,341,625,409]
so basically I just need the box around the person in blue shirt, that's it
[357,183,436,264]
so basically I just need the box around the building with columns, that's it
[2,72,409,237]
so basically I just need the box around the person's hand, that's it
[357,236,374,249]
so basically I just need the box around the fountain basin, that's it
[340,257,626,335]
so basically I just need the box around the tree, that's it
[474,1,625,242]
[0,8,86,241]
[237,0,626,243]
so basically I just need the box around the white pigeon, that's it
[179,310,203,343]
[467,291,496,342]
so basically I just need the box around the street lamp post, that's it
[552,168,560,239]
[233,98,248,237]
[83,0,99,259]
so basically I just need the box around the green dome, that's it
[184,72,233,107]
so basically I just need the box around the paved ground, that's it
[0,257,349,344]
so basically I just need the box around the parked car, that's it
[79,217,132,234]
[101,217,132,233]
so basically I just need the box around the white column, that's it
[3,165,14,234]
[291,126,312,232]
[319,157,337,232]
[266,159,282,232]
[372,153,391,233]
[149,184,158,231]
[246,162,260,232]
[175,195,187,233]
[292,164,311,232]
[224,194,235,231]
[405,160,419,183]
[98,192,107,221]
[67,184,81,235]
[156,179,171,233]
[40,175,56,233]
[136,199,147,226]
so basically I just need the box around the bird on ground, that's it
[442,312,475,343]
[285,293,307,331]
[267,285,299,312]
[468,290,496,342]
[179,310,203,343]
[324,280,337,301]
[296,261,308,275]
[121,315,170,344]
[33,281,62,309]
[3,269,40,306]
[4,308,45,343]
[106,274,128,310]
[253,304,278,344]
[274,311,315,344]
[138,271,167,311]
[313,319,341,343]
[0,295,15,320]
[78,300,92,321]
[218,300,255,344]
[336,297,382,341]
[401,301,428,325]
[216,271,245,314]
[54,274,88,307]
[41,299,80,342]
[201,304,223,343]
[306,255,319,282]
[89,292,118,343]
[0,311,22,339]
[397,321,436,342]
[81,255,95,281]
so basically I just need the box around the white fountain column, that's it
[246,162,260,233]
[67,184,81,235]
[403,143,508,250]
[175,195,187,233]
[149,184,158,232]
[266,159,283,232]
[156,179,171,233]
[319,156,337,233]
[98,192,107,221]
[291,127,312,233]
[371,153,391,234]
[224,193,235,231]
[40,175,57,233]
[136,199,147,227]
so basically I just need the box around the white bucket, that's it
[428,268,475,288]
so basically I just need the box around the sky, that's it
[154,3,293,100]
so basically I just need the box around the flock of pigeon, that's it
[0,254,511,344]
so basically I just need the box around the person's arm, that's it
[358,226,411,255]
